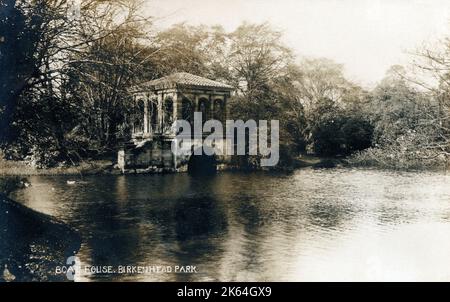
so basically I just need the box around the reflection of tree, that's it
[143,193,229,281]
[175,196,227,281]
[376,204,416,225]
[79,197,142,276]
[307,201,352,229]
[55,177,147,281]
[174,196,228,241]
[231,196,270,277]
[236,196,265,231]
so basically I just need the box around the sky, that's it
[145,0,450,87]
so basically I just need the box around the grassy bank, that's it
[293,155,345,169]
[1,193,81,281]
[0,175,81,281]
[0,157,114,176]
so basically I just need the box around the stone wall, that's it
[118,135,231,174]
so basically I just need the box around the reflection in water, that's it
[308,201,355,229]
[172,195,228,281]
[174,196,228,241]
[11,168,450,281]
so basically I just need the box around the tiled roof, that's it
[139,72,234,90]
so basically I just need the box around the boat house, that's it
[117,72,234,174]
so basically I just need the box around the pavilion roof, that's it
[133,72,234,92]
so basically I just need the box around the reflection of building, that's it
[118,72,234,173]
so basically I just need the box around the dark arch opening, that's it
[149,100,158,132]
[213,99,223,121]
[182,98,193,125]
[133,98,145,133]
[198,98,210,121]
[188,149,217,176]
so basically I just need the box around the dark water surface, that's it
[12,168,450,281]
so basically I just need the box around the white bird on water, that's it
[67,180,76,185]
[20,179,31,188]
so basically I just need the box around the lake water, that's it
[11,168,450,281]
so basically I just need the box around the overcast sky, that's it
[146,0,450,87]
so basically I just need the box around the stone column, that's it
[223,94,228,141]
[209,94,214,121]
[143,97,149,134]
[223,94,228,122]
[194,94,199,111]
[157,92,163,133]
[150,94,157,135]
[132,95,136,134]
[172,91,179,121]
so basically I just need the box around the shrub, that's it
[311,112,373,156]
[347,131,449,170]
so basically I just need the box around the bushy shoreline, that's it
[1,153,448,177]
[347,147,449,171]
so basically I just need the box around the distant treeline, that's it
[0,0,449,169]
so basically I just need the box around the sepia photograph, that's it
[1,0,450,289]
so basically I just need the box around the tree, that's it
[0,0,40,144]
[1,0,153,165]
[0,0,77,164]
[64,1,154,153]
[227,22,293,100]
[349,65,445,169]
[307,97,373,157]
[152,23,228,79]
[412,43,450,158]
[369,66,438,148]
[225,23,306,168]
[291,58,371,155]
[295,58,356,112]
